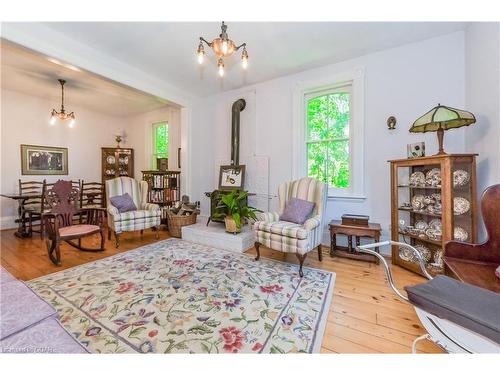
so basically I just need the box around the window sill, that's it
[327,194,366,202]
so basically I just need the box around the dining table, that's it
[0,192,42,238]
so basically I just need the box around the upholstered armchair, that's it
[105,177,161,247]
[254,177,328,277]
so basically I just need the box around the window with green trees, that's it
[153,122,168,164]
[306,88,351,189]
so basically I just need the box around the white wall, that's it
[464,23,500,240]
[191,32,467,248]
[126,106,182,179]
[0,88,184,229]
[0,88,130,228]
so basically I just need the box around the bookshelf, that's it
[142,170,181,224]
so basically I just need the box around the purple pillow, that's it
[280,198,315,225]
[110,193,137,213]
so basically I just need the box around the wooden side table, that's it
[329,220,382,264]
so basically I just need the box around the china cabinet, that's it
[389,154,477,276]
[101,147,134,183]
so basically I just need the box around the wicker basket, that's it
[166,211,197,238]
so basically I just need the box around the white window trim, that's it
[292,68,366,200]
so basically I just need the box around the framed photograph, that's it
[20,144,68,175]
[218,165,246,191]
[157,157,168,171]
[407,142,425,159]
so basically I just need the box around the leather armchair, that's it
[444,184,500,292]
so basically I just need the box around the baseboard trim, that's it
[0,216,17,231]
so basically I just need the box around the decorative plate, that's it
[123,156,129,164]
[453,169,470,187]
[414,244,431,263]
[433,250,444,268]
[429,219,442,231]
[425,228,442,241]
[454,226,469,242]
[399,245,416,262]
[106,155,116,164]
[415,220,428,231]
[409,171,425,186]
[411,195,425,210]
[425,168,441,186]
[431,193,441,202]
[453,197,470,215]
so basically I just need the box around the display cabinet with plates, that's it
[101,147,134,183]
[389,154,477,276]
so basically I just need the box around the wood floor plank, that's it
[0,228,444,354]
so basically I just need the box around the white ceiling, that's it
[0,41,173,117]
[40,22,468,97]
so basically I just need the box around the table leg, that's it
[355,236,360,251]
[330,232,337,256]
[374,234,381,264]
[14,198,31,238]
[348,235,353,253]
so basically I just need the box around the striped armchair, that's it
[105,177,161,247]
[254,177,327,277]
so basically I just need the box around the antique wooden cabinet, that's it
[389,154,477,276]
[101,147,134,183]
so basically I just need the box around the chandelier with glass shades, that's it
[50,79,76,127]
[196,22,248,77]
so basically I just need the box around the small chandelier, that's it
[197,21,248,77]
[50,79,76,127]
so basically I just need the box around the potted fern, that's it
[213,190,261,234]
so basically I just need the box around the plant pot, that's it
[224,217,241,234]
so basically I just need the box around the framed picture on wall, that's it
[177,147,181,169]
[407,142,425,159]
[157,157,168,171]
[218,165,245,191]
[20,144,68,175]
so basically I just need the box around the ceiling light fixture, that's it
[50,79,76,127]
[197,22,248,77]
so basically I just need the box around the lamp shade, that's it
[409,104,476,133]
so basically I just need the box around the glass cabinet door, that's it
[103,149,117,178]
[396,162,443,274]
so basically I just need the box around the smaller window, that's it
[152,122,169,167]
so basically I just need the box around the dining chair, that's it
[18,179,45,237]
[80,181,105,209]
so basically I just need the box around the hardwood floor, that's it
[0,227,443,354]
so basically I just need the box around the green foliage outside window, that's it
[307,92,350,188]
[155,123,169,159]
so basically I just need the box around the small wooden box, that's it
[341,214,369,227]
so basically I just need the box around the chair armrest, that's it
[256,212,280,223]
[143,202,160,211]
[303,215,321,231]
[445,240,499,263]
[41,212,62,237]
[107,206,120,217]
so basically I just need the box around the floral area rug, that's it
[28,239,335,353]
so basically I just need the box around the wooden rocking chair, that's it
[42,180,106,265]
